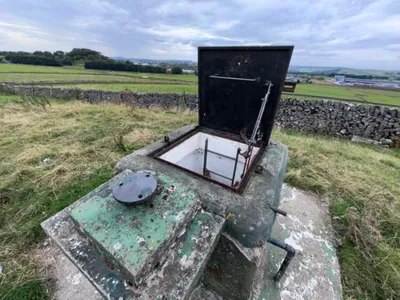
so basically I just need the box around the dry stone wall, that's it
[1,83,399,145]
[275,98,399,146]
[0,83,198,110]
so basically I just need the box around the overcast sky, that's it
[1,0,399,70]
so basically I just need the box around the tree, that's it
[54,50,65,57]
[61,58,73,66]
[84,60,167,74]
[171,67,183,74]
[43,51,54,57]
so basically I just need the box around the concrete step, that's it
[137,211,225,299]
[42,170,225,299]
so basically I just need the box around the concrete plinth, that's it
[42,124,294,299]
[42,170,225,299]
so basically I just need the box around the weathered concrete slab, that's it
[140,211,225,299]
[260,183,343,300]
[38,240,102,300]
[42,169,226,299]
[42,171,141,299]
[70,171,201,286]
[190,184,343,300]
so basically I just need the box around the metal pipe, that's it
[269,206,288,216]
[231,148,241,186]
[210,75,260,82]
[207,149,236,161]
[203,139,208,175]
[208,170,232,181]
[249,82,272,145]
[245,146,253,172]
[267,237,296,282]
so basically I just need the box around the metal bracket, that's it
[210,75,260,82]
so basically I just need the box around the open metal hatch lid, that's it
[198,46,293,144]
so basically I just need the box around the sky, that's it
[0,0,399,70]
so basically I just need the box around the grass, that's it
[0,73,187,84]
[0,95,196,299]
[287,84,400,106]
[55,83,198,93]
[0,64,99,74]
[0,95,399,298]
[0,64,197,83]
[272,129,400,299]
[115,72,197,83]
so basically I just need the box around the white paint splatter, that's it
[71,273,82,285]
[175,211,185,221]
[179,252,196,268]
[284,235,304,252]
[280,290,293,299]
[113,242,122,250]
[137,236,145,244]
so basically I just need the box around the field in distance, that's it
[0,63,399,106]
[0,64,197,83]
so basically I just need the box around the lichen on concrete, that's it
[70,171,201,285]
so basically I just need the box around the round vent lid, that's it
[112,172,157,205]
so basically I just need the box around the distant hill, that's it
[112,57,196,66]
[289,66,399,77]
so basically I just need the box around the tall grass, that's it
[0,97,196,299]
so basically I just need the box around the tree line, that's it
[84,60,167,74]
[0,48,183,74]
[327,73,390,80]
[289,71,391,80]
[0,48,108,67]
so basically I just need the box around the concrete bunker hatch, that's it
[41,46,299,300]
[151,46,294,194]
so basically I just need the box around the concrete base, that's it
[41,125,342,299]
[41,170,226,299]
[41,184,343,300]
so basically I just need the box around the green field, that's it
[55,83,197,93]
[0,93,399,299]
[0,73,148,84]
[0,64,97,74]
[0,73,193,85]
[1,63,400,106]
[0,64,197,82]
[288,84,400,106]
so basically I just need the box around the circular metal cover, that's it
[112,173,157,205]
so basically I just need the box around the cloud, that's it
[137,25,244,43]
[0,0,399,69]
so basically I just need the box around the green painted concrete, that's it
[70,171,200,283]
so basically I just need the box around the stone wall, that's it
[276,99,399,145]
[1,83,399,145]
[0,83,199,110]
